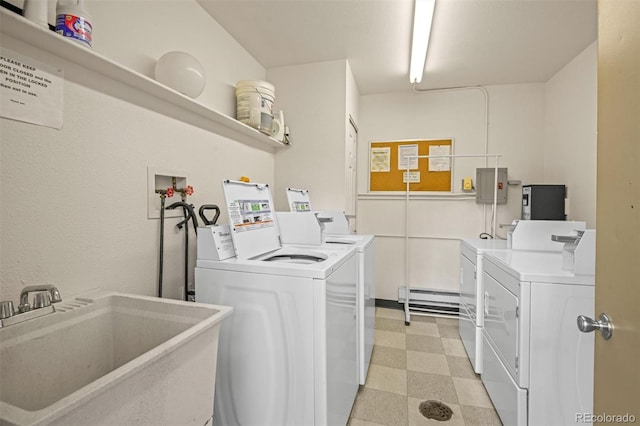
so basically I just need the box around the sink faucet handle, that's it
[32,292,52,309]
[48,286,62,303]
[0,301,15,319]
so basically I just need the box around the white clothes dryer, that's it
[195,180,358,426]
[480,249,595,426]
[459,220,587,376]
[458,238,508,374]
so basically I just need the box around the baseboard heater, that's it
[397,286,460,325]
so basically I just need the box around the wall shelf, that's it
[0,8,287,153]
[358,192,477,200]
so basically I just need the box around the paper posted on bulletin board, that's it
[369,139,453,191]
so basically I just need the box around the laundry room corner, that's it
[0,0,276,304]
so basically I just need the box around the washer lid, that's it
[222,180,281,259]
[286,187,312,212]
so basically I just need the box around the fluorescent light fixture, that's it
[409,0,436,84]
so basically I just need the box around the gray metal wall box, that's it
[476,168,508,204]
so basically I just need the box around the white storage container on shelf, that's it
[235,80,275,135]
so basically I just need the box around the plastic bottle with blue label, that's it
[55,0,92,48]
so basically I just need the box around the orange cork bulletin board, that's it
[369,139,453,192]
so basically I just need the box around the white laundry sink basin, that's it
[0,291,232,426]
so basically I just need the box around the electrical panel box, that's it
[476,168,508,204]
[522,184,566,220]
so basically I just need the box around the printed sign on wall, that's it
[370,146,391,172]
[0,47,64,129]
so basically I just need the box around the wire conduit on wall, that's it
[412,84,491,232]
[402,85,495,324]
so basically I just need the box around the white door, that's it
[589,0,640,419]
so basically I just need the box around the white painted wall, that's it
[268,60,357,212]
[357,84,547,300]
[0,1,273,304]
[544,42,597,227]
[357,44,597,302]
[89,0,261,117]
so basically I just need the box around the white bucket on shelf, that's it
[235,80,275,135]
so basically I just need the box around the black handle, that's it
[199,204,221,226]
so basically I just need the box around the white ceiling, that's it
[197,0,597,95]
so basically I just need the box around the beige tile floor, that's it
[348,307,503,426]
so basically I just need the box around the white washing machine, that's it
[323,233,375,386]
[282,189,376,385]
[480,249,595,426]
[195,180,359,426]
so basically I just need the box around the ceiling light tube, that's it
[409,0,436,84]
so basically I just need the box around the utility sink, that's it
[0,291,232,426]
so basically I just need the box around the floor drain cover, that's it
[419,400,453,421]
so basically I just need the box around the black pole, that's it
[158,195,166,298]
[183,206,189,301]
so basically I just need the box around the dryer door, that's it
[483,271,520,383]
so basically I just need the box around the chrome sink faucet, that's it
[19,284,62,312]
[0,285,62,328]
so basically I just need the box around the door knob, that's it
[577,313,613,340]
